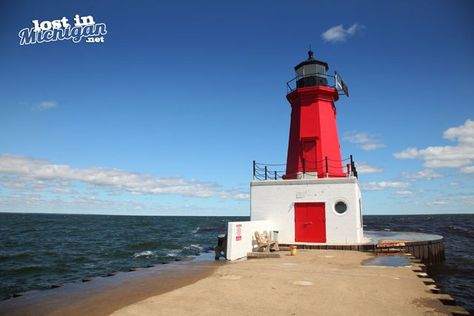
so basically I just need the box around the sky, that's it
[0,0,473,216]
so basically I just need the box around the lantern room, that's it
[295,50,329,88]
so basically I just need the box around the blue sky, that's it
[0,0,473,215]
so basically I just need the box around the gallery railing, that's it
[286,71,349,97]
[253,155,358,181]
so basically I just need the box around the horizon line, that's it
[0,211,473,217]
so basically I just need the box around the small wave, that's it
[447,225,474,238]
[0,252,32,262]
[448,225,470,233]
[166,248,181,257]
[180,244,202,256]
[12,265,46,274]
[128,240,161,250]
[191,226,200,234]
[133,250,156,258]
[196,226,221,232]
[184,244,202,251]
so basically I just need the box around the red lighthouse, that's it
[238,51,364,255]
[284,50,347,179]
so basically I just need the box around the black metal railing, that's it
[286,71,348,96]
[253,161,286,181]
[253,155,358,181]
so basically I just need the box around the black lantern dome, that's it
[295,50,329,88]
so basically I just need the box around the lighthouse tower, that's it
[285,50,346,179]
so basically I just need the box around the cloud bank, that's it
[394,119,474,172]
[0,154,249,200]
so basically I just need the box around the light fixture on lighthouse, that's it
[295,50,329,88]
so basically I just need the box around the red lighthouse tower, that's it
[285,50,347,179]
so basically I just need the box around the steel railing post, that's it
[253,160,256,180]
[325,156,329,177]
[302,158,306,178]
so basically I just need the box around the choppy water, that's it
[364,214,474,313]
[0,213,473,313]
[0,213,246,300]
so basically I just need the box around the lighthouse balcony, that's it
[252,156,358,181]
[286,72,349,97]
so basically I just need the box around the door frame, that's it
[294,202,326,243]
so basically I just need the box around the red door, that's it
[295,202,326,242]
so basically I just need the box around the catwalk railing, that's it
[253,155,358,181]
[286,71,349,97]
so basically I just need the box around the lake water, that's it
[0,213,472,312]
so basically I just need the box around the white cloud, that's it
[0,154,249,200]
[33,101,57,111]
[402,169,443,180]
[396,190,413,195]
[394,119,474,171]
[429,200,448,206]
[460,166,474,174]
[462,196,474,205]
[343,131,385,151]
[444,120,474,144]
[355,162,383,174]
[321,23,362,43]
[363,181,410,191]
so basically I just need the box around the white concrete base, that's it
[296,172,318,179]
[250,177,364,244]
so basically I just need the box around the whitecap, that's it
[165,249,181,257]
[133,250,156,258]
[184,244,202,251]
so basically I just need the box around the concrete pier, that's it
[111,250,465,316]
[1,249,468,315]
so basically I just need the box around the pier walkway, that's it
[112,250,461,316]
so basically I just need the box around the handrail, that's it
[253,155,358,181]
[286,71,348,96]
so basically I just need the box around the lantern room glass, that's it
[296,63,327,77]
[295,62,328,88]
